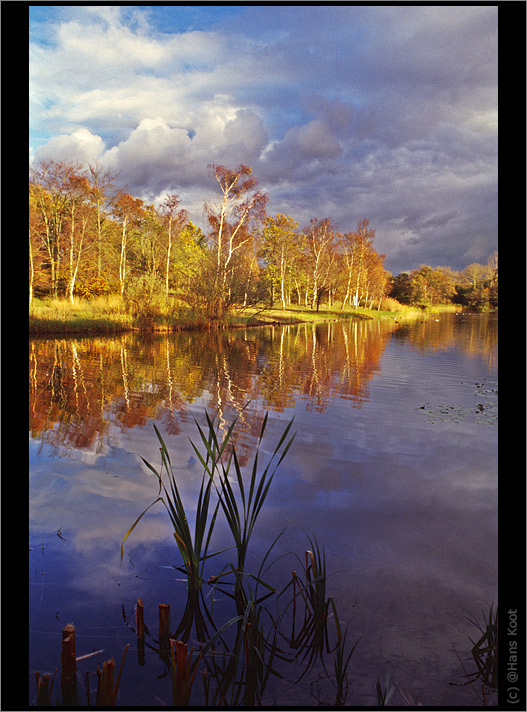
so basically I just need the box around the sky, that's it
[28,4,498,275]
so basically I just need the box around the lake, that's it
[29,313,498,707]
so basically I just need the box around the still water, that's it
[29,314,497,707]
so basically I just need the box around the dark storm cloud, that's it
[29,5,497,273]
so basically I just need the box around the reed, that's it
[375,671,396,706]
[199,597,288,707]
[465,601,498,690]
[120,413,365,706]
[190,410,295,609]
[135,598,145,639]
[158,604,171,649]
[121,423,224,594]
[332,627,360,706]
[288,535,341,675]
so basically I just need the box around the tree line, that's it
[29,159,497,316]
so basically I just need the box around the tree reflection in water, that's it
[29,316,497,458]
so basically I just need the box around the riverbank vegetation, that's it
[29,159,497,334]
[29,296,458,335]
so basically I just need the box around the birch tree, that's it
[30,160,81,297]
[303,218,336,310]
[339,219,376,308]
[261,214,301,310]
[205,164,268,317]
[64,173,93,303]
[112,192,146,299]
[87,162,117,278]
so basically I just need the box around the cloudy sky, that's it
[29,4,498,275]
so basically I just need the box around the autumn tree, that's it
[63,172,94,303]
[454,257,497,312]
[409,265,457,305]
[338,219,376,309]
[30,160,82,297]
[162,221,212,311]
[303,218,337,310]
[486,250,498,308]
[87,162,117,278]
[29,189,47,302]
[261,214,301,309]
[130,203,166,301]
[112,192,146,299]
[205,164,268,317]
[363,251,390,309]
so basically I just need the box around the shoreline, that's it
[28,299,465,337]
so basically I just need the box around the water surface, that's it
[29,314,498,706]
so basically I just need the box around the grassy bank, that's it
[29,296,460,335]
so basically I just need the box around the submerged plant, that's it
[375,671,396,706]
[200,595,290,707]
[332,627,360,706]
[451,600,498,705]
[287,534,343,678]
[465,601,498,690]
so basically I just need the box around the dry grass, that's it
[29,297,457,335]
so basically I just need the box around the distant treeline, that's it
[29,159,497,316]
[390,261,498,312]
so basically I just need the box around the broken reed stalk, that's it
[97,658,116,706]
[170,639,201,706]
[135,598,145,639]
[291,570,298,641]
[96,644,130,706]
[35,670,57,706]
[61,624,78,705]
[159,603,171,648]
[135,598,146,665]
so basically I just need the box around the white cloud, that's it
[29,5,498,272]
[34,127,105,165]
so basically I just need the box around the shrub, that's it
[380,297,406,312]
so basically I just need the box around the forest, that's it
[29,160,498,320]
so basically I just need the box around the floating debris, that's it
[419,379,497,426]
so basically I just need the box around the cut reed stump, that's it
[170,639,201,706]
[61,624,77,705]
[96,644,130,706]
[159,603,171,649]
[96,658,116,706]
[135,598,145,639]
[35,669,57,706]
[135,597,145,665]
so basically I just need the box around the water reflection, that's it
[29,315,497,457]
[29,315,498,707]
[29,320,388,455]
[393,313,497,369]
